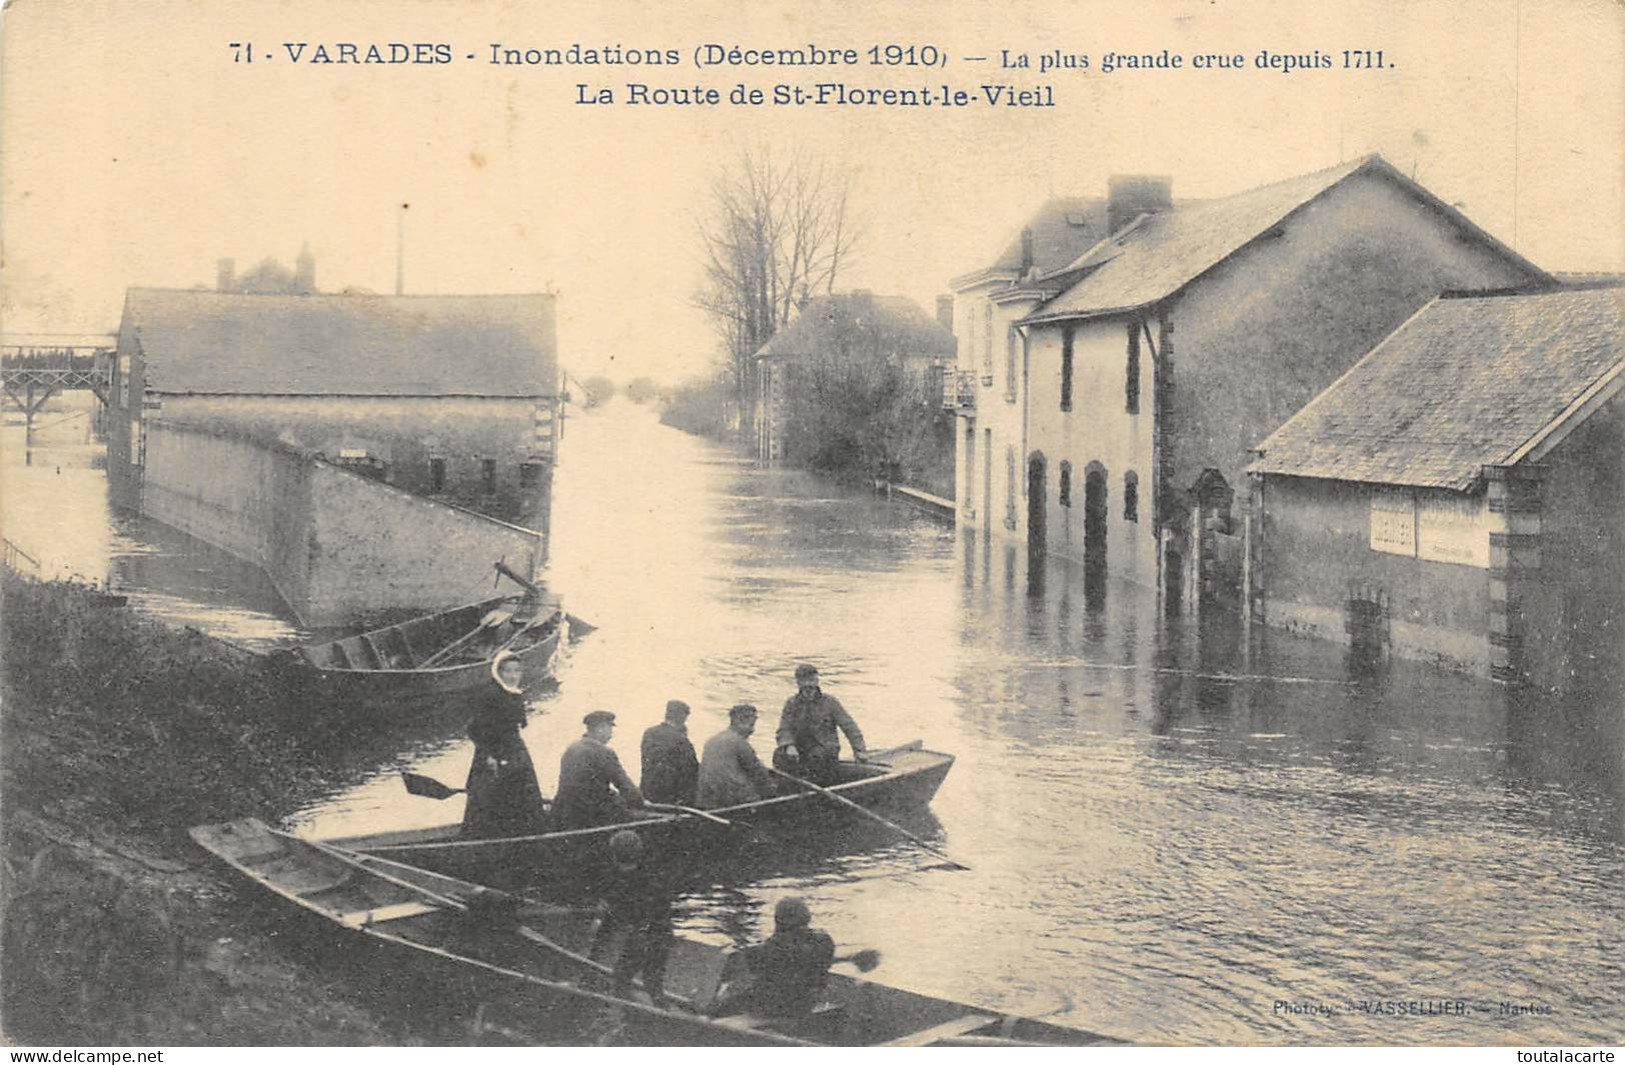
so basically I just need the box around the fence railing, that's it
[2,536,40,575]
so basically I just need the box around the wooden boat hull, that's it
[287,594,567,709]
[326,743,955,892]
[191,818,1126,1047]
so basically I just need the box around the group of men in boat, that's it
[462,661,868,839]
[459,656,858,1019]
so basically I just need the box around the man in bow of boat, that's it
[554,711,647,831]
[591,829,676,1009]
[640,700,699,806]
[697,704,777,809]
[773,664,867,786]
[461,651,548,838]
[708,896,836,1021]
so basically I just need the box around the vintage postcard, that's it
[1,0,1620,1051]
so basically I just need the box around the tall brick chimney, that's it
[1020,227,1035,272]
[216,258,235,292]
[936,295,954,331]
[1107,175,1173,235]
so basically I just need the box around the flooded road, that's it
[4,406,1620,1044]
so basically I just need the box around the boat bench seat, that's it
[337,900,444,928]
[881,1012,997,1046]
[711,1000,844,1034]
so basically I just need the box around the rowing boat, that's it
[280,589,566,709]
[191,817,1126,1047]
[325,742,954,891]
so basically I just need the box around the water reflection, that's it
[5,406,1619,1044]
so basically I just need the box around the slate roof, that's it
[1250,287,1625,490]
[754,292,956,361]
[119,289,558,396]
[1023,155,1547,324]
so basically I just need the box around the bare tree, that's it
[693,147,862,414]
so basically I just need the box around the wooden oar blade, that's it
[846,948,882,973]
[402,771,463,800]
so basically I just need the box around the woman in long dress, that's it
[461,651,548,837]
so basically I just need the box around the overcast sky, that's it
[3,0,1621,384]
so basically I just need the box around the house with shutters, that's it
[946,155,1553,615]
[1247,286,1623,692]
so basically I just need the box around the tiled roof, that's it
[120,289,558,396]
[1027,157,1375,321]
[755,292,956,360]
[1250,287,1624,489]
[984,197,1112,279]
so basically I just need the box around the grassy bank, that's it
[0,573,484,1045]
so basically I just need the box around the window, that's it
[428,457,446,492]
[1059,461,1073,507]
[1124,471,1139,522]
[1005,446,1018,528]
[481,459,498,493]
[1060,326,1075,412]
[982,304,994,377]
[1125,321,1141,415]
[1005,326,1019,403]
[519,461,545,487]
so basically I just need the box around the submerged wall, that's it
[139,421,539,626]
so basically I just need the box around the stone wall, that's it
[1254,473,1491,673]
[139,421,539,626]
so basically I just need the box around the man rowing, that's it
[697,704,777,809]
[708,897,836,1021]
[773,664,867,786]
[554,711,646,831]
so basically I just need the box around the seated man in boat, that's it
[708,897,835,1021]
[554,711,646,831]
[590,829,676,1009]
[773,664,867,786]
[461,652,548,838]
[640,699,699,806]
[697,704,776,809]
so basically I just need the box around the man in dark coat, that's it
[709,897,836,1020]
[640,700,699,806]
[773,664,867,786]
[591,829,675,1008]
[697,704,776,809]
[461,652,548,838]
[554,711,645,831]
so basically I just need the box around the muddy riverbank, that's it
[0,573,550,1046]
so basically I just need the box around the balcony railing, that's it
[943,369,977,411]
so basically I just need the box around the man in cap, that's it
[709,896,836,1020]
[697,704,777,809]
[554,711,645,831]
[640,699,699,806]
[591,829,675,1008]
[773,665,867,786]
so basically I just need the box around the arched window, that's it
[1124,470,1139,523]
[1059,460,1073,507]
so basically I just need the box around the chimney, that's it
[936,295,954,332]
[1020,227,1035,272]
[295,243,316,294]
[1107,175,1173,236]
[216,257,235,292]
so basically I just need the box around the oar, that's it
[401,771,465,800]
[835,948,882,973]
[764,766,971,872]
[643,801,731,827]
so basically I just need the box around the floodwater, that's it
[4,404,1620,1045]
